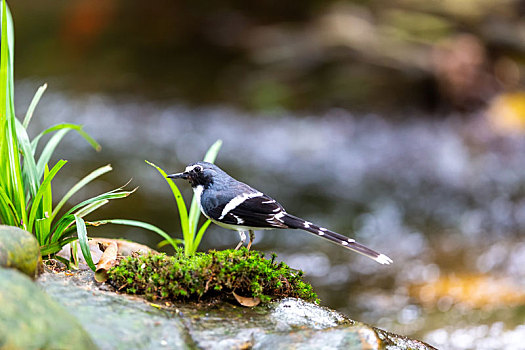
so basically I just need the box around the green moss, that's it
[107,248,319,304]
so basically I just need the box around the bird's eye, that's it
[194,166,202,173]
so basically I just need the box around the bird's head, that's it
[167,161,220,188]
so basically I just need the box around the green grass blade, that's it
[70,241,80,268]
[75,215,96,271]
[0,0,8,193]
[0,185,18,225]
[5,0,13,95]
[40,236,77,256]
[47,215,75,244]
[74,199,109,218]
[187,201,200,237]
[15,118,39,199]
[0,199,15,225]
[23,83,47,128]
[76,128,101,151]
[88,219,183,250]
[156,239,172,249]
[27,159,67,233]
[0,0,26,229]
[31,123,101,157]
[191,219,212,255]
[0,0,8,125]
[5,118,25,228]
[1,1,14,112]
[35,128,71,180]
[203,139,223,163]
[145,160,190,252]
[187,139,222,249]
[50,164,112,222]
[63,189,134,218]
[0,0,5,110]
[35,217,52,242]
[41,164,53,235]
[50,188,135,241]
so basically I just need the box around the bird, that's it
[167,161,392,265]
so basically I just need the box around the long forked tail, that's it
[281,213,393,265]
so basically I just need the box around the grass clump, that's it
[0,1,170,270]
[107,248,319,304]
[146,139,222,257]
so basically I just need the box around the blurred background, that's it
[10,1,525,348]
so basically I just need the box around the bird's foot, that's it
[235,231,247,250]
[246,230,255,251]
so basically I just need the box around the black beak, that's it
[167,172,189,180]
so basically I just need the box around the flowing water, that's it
[16,82,525,349]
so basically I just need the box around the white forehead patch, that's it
[185,164,203,172]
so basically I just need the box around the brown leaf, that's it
[93,238,156,256]
[94,241,118,282]
[233,291,261,307]
[58,237,157,267]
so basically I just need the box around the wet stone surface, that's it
[0,268,97,350]
[37,271,191,350]
[37,270,434,350]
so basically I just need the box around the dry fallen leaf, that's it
[233,291,261,307]
[94,241,119,282]
[94,238,155,256]
[58,237,156,267]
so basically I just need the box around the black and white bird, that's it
[167,161,392,265]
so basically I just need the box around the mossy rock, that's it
[108,248,318,303]
[0,267,98,350]
[0,225,41,277]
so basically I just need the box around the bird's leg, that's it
[235,231,247,250]
[246,230,255,251]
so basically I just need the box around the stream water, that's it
[17,82,525,349]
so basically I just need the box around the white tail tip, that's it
[375,254,393,265]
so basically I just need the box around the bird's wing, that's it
[207,194,288,228]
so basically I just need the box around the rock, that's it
[38,270,191,350]
[37,270,435,350]
[0,268,97,350]
[0,225,41,277]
